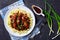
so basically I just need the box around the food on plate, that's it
[8,8,33,32]
[9,12,30,30]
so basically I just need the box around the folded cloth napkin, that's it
[0,0,41,40]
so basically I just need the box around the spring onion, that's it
[46,2,60,39]
[46,2,60,34]
[43,9,54,35]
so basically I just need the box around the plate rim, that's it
[4,5,35,37]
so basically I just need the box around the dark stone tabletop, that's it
[0,0,60,40]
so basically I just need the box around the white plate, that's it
[4,6,35,37]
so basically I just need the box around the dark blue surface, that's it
[0,0,60,40]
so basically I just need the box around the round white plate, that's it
[4,5,35,37]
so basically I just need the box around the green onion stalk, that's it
[43,9,54,36]
[46,2,60,39]
[52,9,60,34]
[52,9,60,39]
[43,0,54,36]
[52,9,60,40]
[46,2,60,33]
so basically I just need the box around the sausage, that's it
[24,22,29,29]
[10,12,30,30]
[12,23,17,28]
